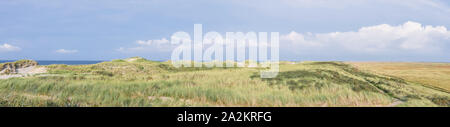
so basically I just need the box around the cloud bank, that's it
[281,21,450,58]
[0,43,21,52]
[118,38,172,53]
[119,21,450,61]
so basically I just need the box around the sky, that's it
[0,0,450,62]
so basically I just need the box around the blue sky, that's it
[1,0,450,61]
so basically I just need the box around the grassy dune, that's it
[0,58,449,107]
[348,62,450,92]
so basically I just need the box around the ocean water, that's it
[0,60,103,65]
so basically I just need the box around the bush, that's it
[94,70,114,77]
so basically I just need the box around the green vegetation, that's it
[348,62,450,92]
[0,58,448,107]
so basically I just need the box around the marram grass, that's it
[0,59,448,107]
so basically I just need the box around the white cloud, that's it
[117,21,450,61]
[281,32,323,47]
[55,49,78,54]
[118,38,173,53]
[0,43,21,52]
[136,38,169,46]
[281,21,450,53]
[117,46,146,53]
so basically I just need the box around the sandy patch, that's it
[0,66,47,79]
[126,58,139,62]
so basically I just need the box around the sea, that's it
[0,60,103,65]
